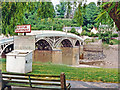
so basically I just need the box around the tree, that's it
[2,2,27,36]
[83,2,99,27]
[37,2,55,19]
[98,1,120,30]
[55,2,67,18]
[99,31,112,44]
[66,2,72,18]
[95,2,115,28]
[2,2,55,36]
[74,3,83,26]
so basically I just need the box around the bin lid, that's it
[6,50,33,56]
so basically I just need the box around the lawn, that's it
[0,59,118,83]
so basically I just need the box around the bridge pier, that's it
[33,46,82,65]
[33,49,62,64]
[60,46,80,65]
[72,46,80,65]
[52,49,62,64]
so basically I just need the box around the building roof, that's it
[99,25,109,28]
[63,27,81,30]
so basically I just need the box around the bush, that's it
[82,26,88,31]
[81,30,86,36]
[87,24,93,29]
[70,28,76,34]
[81,30,91,36]
[31,27,39,30]
[75,32,80,36]
[109,40,114,45]
[92,39,95,42]
[94,33,99,37]
[112,33,118,37]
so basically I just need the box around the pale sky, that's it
[51,0,98,6]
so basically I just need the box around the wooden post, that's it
[24,32,26,36]
[28,75,32,88]
[52,26,53,31]
[60,72,66,90]
[0,70,2,90]
[8,86,11,90]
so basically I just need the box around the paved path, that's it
[67,80,118,88]
[12,81,118,89]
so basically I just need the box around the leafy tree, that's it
[2,2,27,36]
[55,2,67,18]
[83,2,99,27]
[66,2,72,18]
[74,3,83,26]
[99,31,112,44]
[98,1,120,30]
[37,2,55,19]
[95,7,114,28]
[2,2,55,36]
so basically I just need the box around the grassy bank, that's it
[0,59,118,83]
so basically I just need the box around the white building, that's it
[63,26,82,34]
[91,27,98,34]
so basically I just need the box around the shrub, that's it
[109,40,114,45]
[75,32,80,36]
[70,28,76,34]
[94,33,99,37]
[87,24,93,29]
[112,33,118,37]
[92,39,94,42]
[81,30,90,36]
[82,26,88,31]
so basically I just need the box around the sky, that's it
[51,0,98,6]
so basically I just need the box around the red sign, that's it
[15,25,31,33]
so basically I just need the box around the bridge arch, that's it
[0,43,14,57]
[57,38,73,47]
[35,39,52,50]
[75,40,80,46]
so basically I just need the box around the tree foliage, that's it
[66,2,72,18]
[99,1,120,30]
[74,3,83,26]
[55,2,67,18]
[2,2,27,36]
[83,2,99,28]
[37,2,55,19]
[2,2,55,36]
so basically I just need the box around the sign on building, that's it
[15,25,31,33]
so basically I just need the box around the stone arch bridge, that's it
[0,31,84,62]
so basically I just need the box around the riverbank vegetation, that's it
[1,2,120,33]
[1,59,118,83]
[1,1,120,46]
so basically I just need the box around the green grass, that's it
[110,39,120,45]
[31,62,118,83]
[1,59,118,83]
